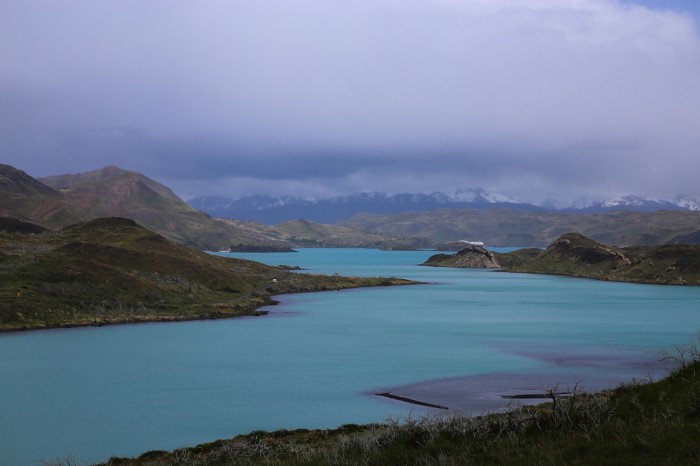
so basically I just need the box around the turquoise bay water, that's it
[1,248,699,465]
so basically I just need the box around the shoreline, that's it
[496,268,698,286]
[423,263,700,287]
[0,308,272,334]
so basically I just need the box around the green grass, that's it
[88,340,700,465]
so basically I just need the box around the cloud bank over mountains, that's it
[1,0,699,203]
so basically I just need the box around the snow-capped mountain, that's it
[668,196,700,211]
[562,195,700,213]
[449,188,521,204]
[188,191,700,225]
[188,189,538,224]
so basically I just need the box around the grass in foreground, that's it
[83,341,700,466]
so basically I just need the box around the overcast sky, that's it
[1,0,699,204]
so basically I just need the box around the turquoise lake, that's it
[1,248,699,465]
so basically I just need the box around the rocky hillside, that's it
[423,233,700,285]
[0,217,415,331]
[423,245,500,268]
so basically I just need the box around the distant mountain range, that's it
[562,195,700,213]
[343,209,700,247]
[188,191,700,225]
[188,189,543,224]
[3,163,699,249]
[0,164,405,249]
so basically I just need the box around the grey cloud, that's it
[1,0,700,202]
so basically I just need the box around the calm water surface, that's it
[1,248,699,465]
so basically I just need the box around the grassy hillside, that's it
[93,343,700,465]
[0,217,415,332]
[509,232,633,278]
[344,208,700,247]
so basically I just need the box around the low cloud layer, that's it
[1,0,699,203]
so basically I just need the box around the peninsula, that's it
[423,232,700,285]
[0,217,416,332]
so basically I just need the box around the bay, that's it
[1,248,698,465]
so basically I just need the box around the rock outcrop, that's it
[423,245,500,268]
